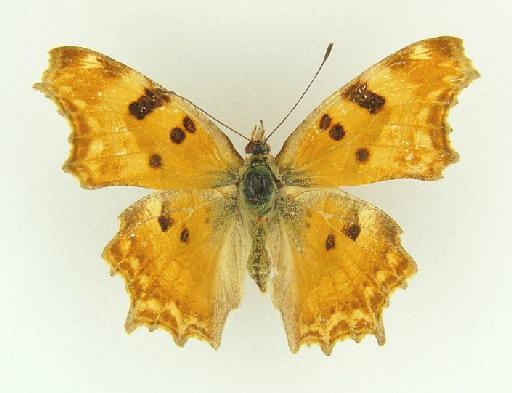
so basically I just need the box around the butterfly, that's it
[35,36,478,355]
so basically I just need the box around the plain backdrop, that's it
[1,1,511,392]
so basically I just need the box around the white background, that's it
[1,1,511,392]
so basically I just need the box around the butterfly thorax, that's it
[242,159,276,212]
[241,123,278,215]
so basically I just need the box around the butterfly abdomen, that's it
[246,224,271,292]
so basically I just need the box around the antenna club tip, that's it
[267,42,333,143]
[324,43,334,61]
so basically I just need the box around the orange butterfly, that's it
[35,37,478,355]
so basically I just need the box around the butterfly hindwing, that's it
[276,37,479,187]
[102,187,249,348]
[269,186,416,355]
[35,46,243,190]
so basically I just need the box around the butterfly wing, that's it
[35,46,242,190]
[268,186,416,355]
[276,36,479,186]
[103,187,249,348]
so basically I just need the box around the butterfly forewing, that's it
[35,46,243,190]
[276,37,479,187]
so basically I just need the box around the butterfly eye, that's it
[245,141,257,154]
[245,141,271,155]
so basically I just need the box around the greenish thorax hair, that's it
[238,122,280,292]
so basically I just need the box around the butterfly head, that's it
[245,120,271,156]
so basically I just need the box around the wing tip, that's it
[417,36,478,182]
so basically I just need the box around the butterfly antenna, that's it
[174,93,250,141]
[265,43,333,143]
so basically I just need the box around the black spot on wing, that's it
[356,147,370,162]
[170,127,186,144]
[343,223,361,241]
[183,116,196,133]
[329,124,345,141]
[325,234,336,250]
[344,82,385,114]
[180,228,190,243]
[158,215,174,232]
[319,114,332,130]
[148,153,162,168]
[129,88,170,120]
